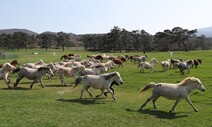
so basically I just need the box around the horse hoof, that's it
[194,109,199,112]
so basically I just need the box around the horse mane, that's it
[104,72,117,80]
[60,55,67,60]
[179,77,193,86]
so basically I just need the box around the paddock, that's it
[0,49,211,127]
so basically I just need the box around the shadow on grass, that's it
[125,108,187,119]
[46,84,72,87]
[0,87,30,90]
[56,98,107,105]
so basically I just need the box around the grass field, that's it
[0,49,212,127]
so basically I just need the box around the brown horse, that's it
[193,59,202,68]
[112,57,126,68]
[0,60,20,68]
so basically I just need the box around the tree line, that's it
[0,31,77,51]
[81,26,212,52]
[0,26,211,52]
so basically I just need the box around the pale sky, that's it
[1,0,212,35]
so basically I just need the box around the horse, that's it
[138,58,158,72]
[161,59,170,71]
[0,59,20,68]
[57,65,86,86]
[60,53,74,60]
[0,63,16,88]
[193,59,202,68]
[74,71,124,100]
[178,59,194,74]
[169,59,183,69]
[13,67,54,89]
[112,58,126,68]
[139,77,205,113]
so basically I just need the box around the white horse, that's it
[57,65,86,86]
[138,58,158,72]
[0,63,16,88]
[13,67,54,89]
[139,77,205,113]
[178,59,194,74]
[74,71,124,100]
[161,59,170,71]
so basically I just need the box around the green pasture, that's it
[0,49,212,127]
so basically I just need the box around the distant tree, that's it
[56,32,70,51]
[38,33,55,50]
[169,27,197,52]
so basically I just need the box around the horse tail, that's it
[74,76,84,88]
[12,67,21,73]
[139,82,156,94]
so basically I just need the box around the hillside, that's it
[196,26,212,37]
[0,28,38,35]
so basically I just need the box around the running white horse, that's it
[74,71,124,100]
[139,77,205,113]
[161,59,170,71]
[138,58,158,72]
[0,63,16,88]
[13,67,54,89]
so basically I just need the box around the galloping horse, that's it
[74,71,124,100]
[193,59,202,68]
[0,63,16,88]
[138,58,158,72]
[178,59,194,74]
[112,57,126,68]
[13,67,54,89]
[139,77,205,113]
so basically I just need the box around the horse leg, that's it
[96,88,104,98]
[39,79,45,88]
[60,75,66,86]
[169,99,181,113]
[86,86,92,97]
[152,96,160,109]
[140,95,154,110]
[104,84,114,97]
[30,80,36,89]
[187,69,190,74]
[80,85,86,99]
[107,88,116,100]
[14,75,24,88]
[4,77,11,88]
[185,97,198,112]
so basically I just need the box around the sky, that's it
[1,0,212,35]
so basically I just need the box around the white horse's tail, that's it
[138,62,143,69]
[74,76,84,88]
[139,82,156,94]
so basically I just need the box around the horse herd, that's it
[0,53,205,113]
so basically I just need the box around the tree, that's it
[56,32,70,51]
[170,27,197,52]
